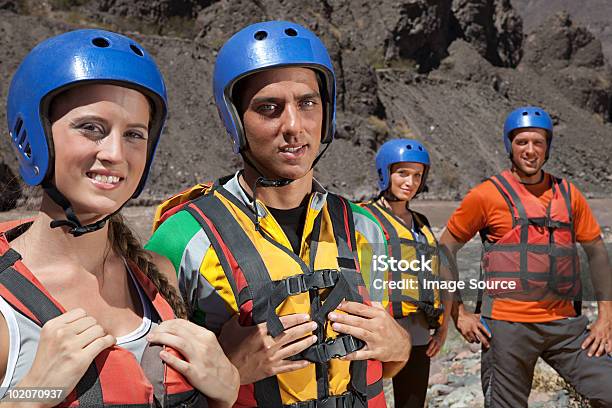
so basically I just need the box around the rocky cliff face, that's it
[512,0,612,63]
[522,11,612,122]
[0,0,610,211]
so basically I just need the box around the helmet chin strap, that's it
[241,142,331,231]
[379,189,401,202]
[43,182,123,238]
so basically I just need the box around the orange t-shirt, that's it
[446,171,602,322]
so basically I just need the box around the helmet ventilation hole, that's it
[418,146,423,151]
[13,117,23,143]
[534,111,541,116]
[284,28,298,37]
[92,37,110,48]
[130,44,144,56]
[522,111,528,116]
[17,130,27,148]
[254,31,268,40]
[23,143,32,159]
[406,145,412,150]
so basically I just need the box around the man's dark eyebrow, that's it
[250,92,322,105]
[126,123,149,130]
[251,97,282,105]
[299,92,321,100]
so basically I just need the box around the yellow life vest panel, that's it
[361,201,443,328]
[157,181,386,408]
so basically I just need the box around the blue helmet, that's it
[213,21,336,154]
[7,29,168,198]
[376,139,431,193]
[503,106,553,159]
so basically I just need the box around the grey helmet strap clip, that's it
[240,141,332,231]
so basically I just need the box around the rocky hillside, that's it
[512,0,612,63]
[0,0,611,210]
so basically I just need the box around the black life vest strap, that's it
[288,334,365,363]
[325,195,371,407]
[283,391,357,408]
[187,189,372,407]
[188,192,274,329]
[556,179,582,314]
[265,269,345,334]
[281,378,382,408]
[0,248,104,406]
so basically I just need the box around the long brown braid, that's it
[108,213,188,319]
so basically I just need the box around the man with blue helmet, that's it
[147,21,411,408]
[360,139,451,408]
[440,106,612,407]
[0,29,239,406]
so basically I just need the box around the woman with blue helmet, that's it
[0,29,238,407]
[360,139,450,408]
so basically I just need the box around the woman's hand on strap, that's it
[146,319,240,408]
[17,308,116,408]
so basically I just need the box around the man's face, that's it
[510,127,548,176]
[238,67,323,180]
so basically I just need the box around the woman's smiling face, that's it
[49,83,150,220]
[388,162,425,202]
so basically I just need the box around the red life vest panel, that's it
[0,223,207,407]
[480,171,580,299]
[173,182,385,408]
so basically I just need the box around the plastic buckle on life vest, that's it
[284,275,307,296]
[284,393,355,408]
[309,269,339,289]
[291,335,364,363]
[320,392,355,408]
[317,397,336,408]
[324,335,364,360]
[340,334,362,356]
[544,219,567,229]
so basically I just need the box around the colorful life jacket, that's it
[0,223,206,408]
[360,202,443,328]
[480,170,580,299]
[154,180,386,408]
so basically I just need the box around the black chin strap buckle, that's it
[256,177,292,188]
[50,218,108,238]
[43,182,117,238]
[251,176,293,232]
